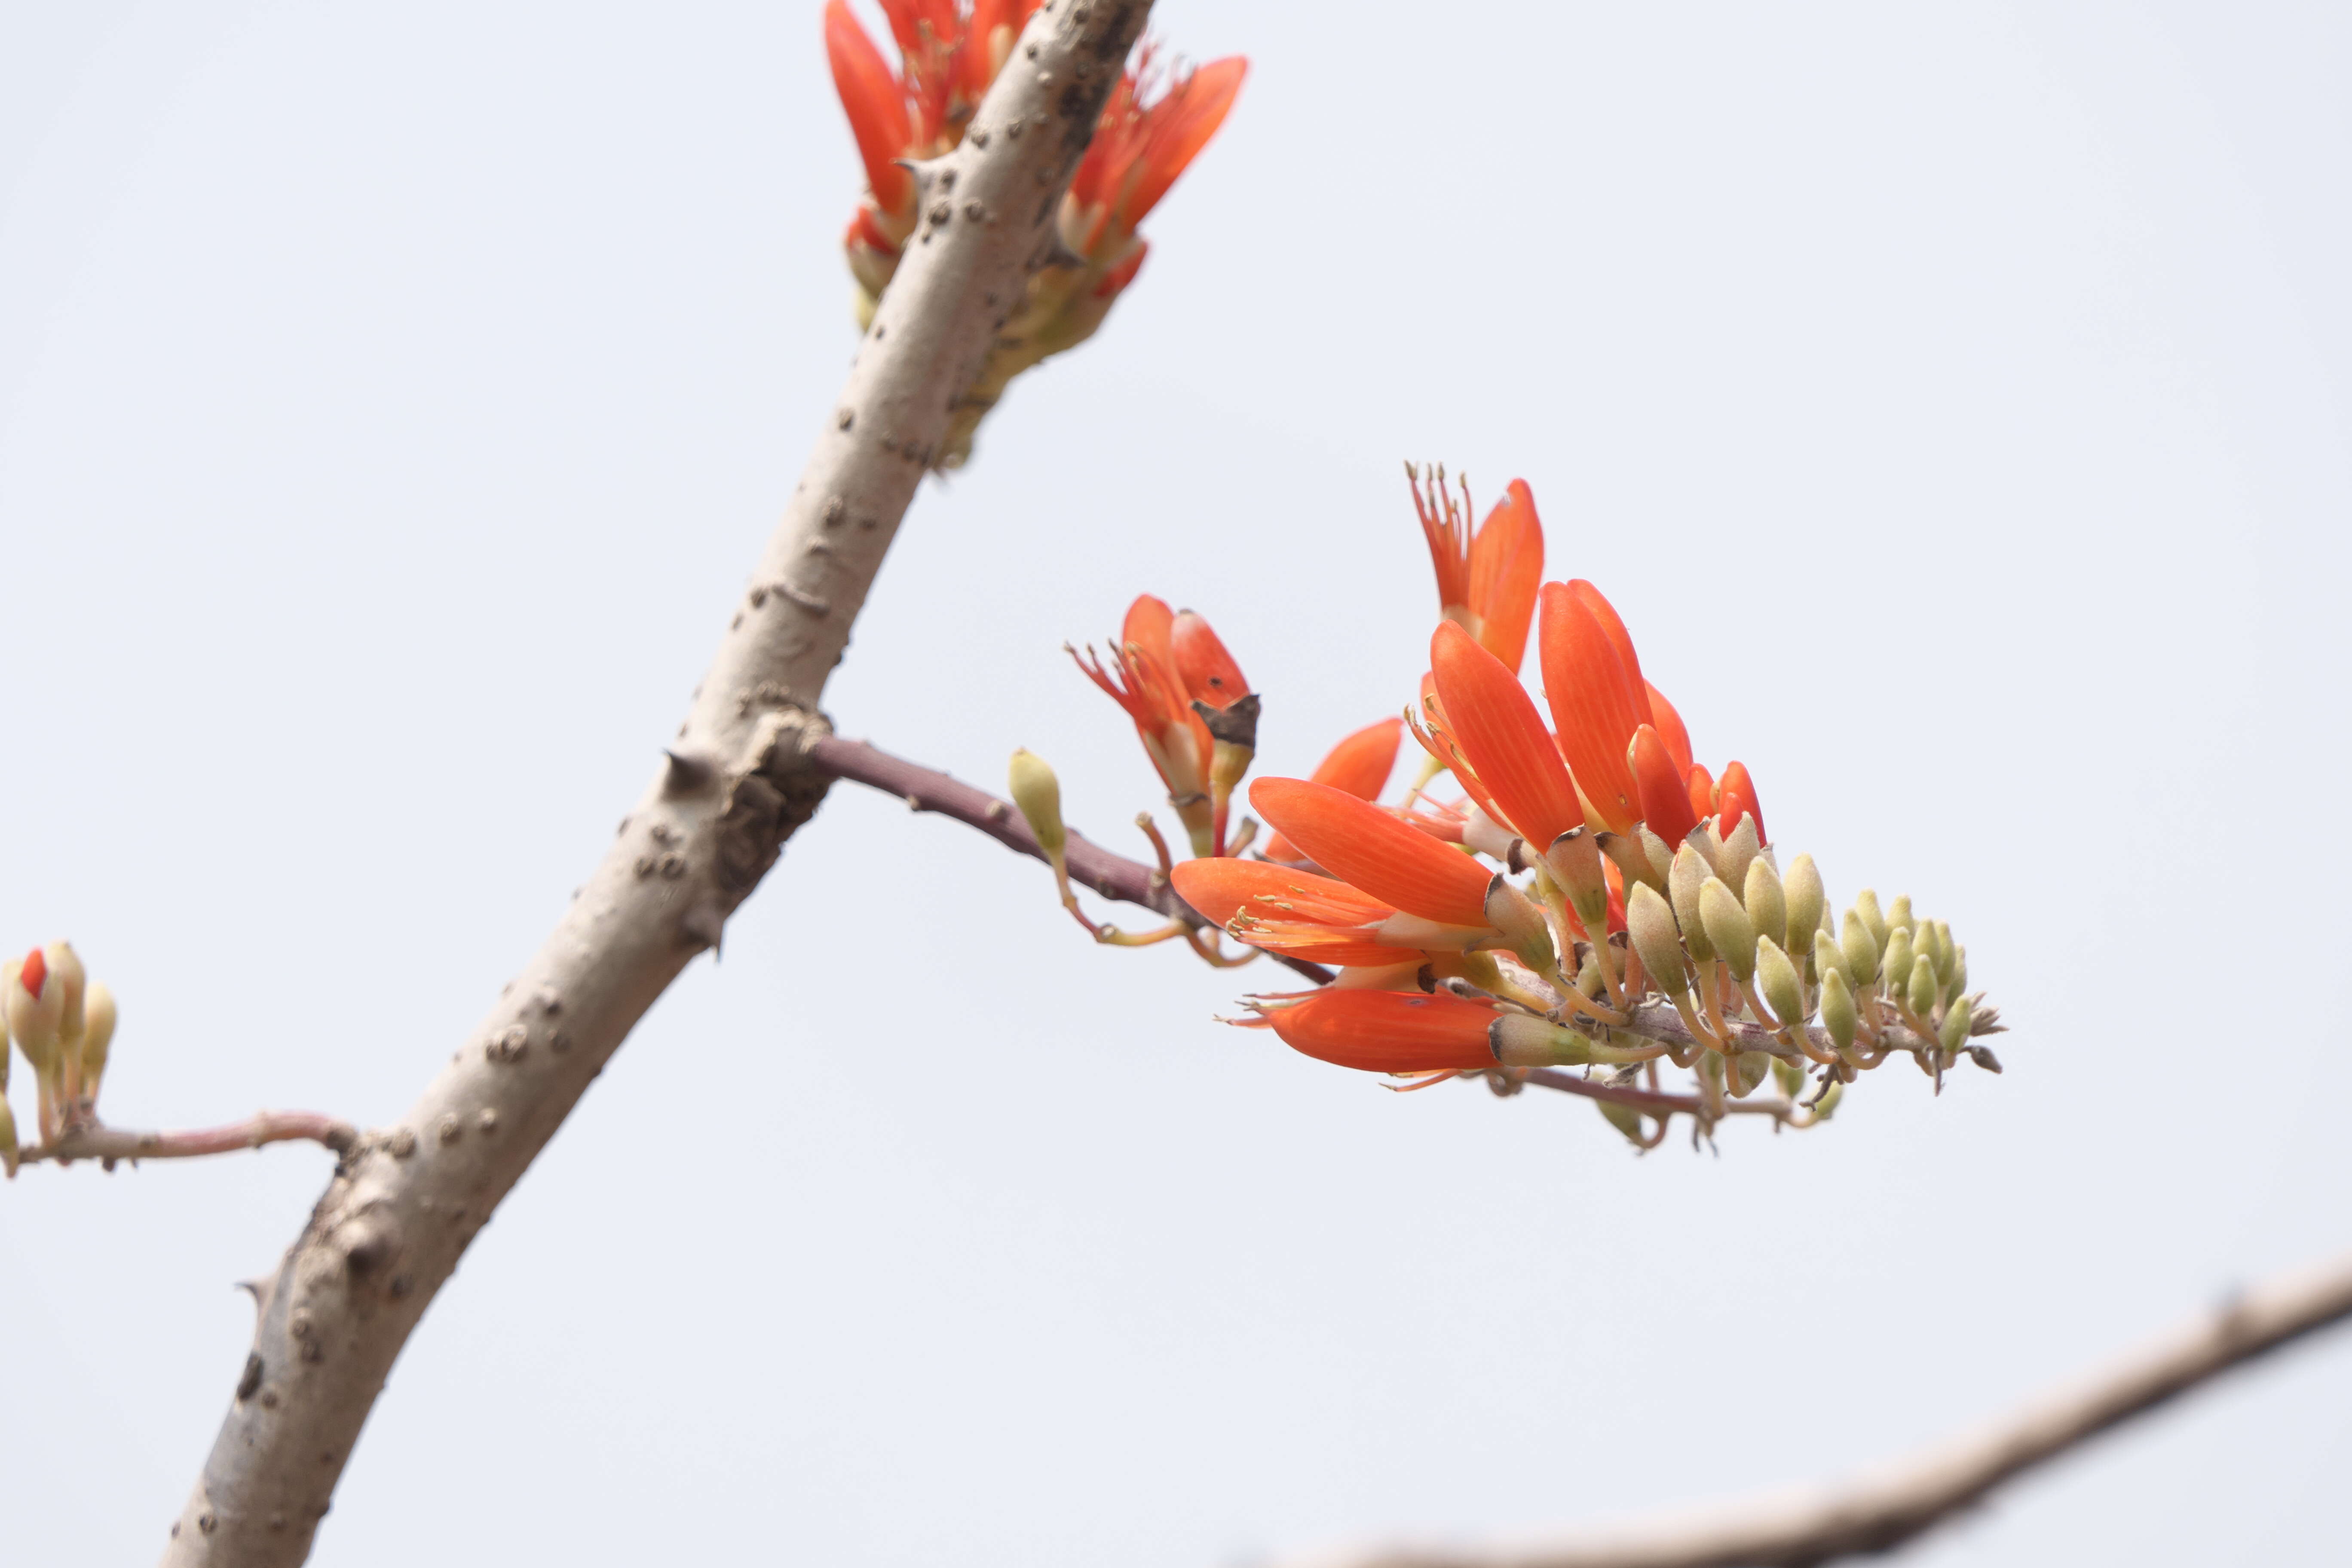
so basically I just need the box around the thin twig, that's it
[808,733,1334,985]
[15,1112,358,1169]
[1284,1250,2352,1568]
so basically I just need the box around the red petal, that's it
[1267,989,1497,1073]
[1629,724,1698,845]
[1264,718,1402,861]
[824,1,915,218]
[1250,777,1494,928]
[1171,609,1250,710]
[1429,620,1583,848]
[1644,680,1694,775]
[1717,761,1765,844]
[1537,584,1646,834]
[1468,479,1544,673]
[1685,763,1716,826]
[1117,58,1247,228]
[18,946,46,999]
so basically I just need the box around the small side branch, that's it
[16,1112,359,1169]
[808,734,1333,984]
[1289,1250,2352,1568]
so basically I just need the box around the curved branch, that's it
[807,734,1334,984]
[157,5,1156,1562]
[16,1113,357,1169]
[1293,1250,2352,1568]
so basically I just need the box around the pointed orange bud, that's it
[1644,680,1694,774]
[1468,480,1544,672]
[1172,609,1250,710]
[1250,778,1495,929]
[1717,760,1766,845]
[1429,620,1583,850]
[824,0,915,219]
[1265,988,1498,1074]
[1629,724,1698,846]
[1685,762,1716,827]
[1262,718,1401,862]
[1170,860,1424,968]
[1537,583,1647,834]
[18,946,46,1000]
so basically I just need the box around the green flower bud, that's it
[1839,909,1880,986]
[1699,877,1757,982]
[1813,1079,1844,1120]
[1907,952,1940,1018]
[1771,1057,1806,1099]
[1597,1100,1648,1146]
[1811,929,1848,989]
[1543,829,1611,933]
[1948,945,1967,1000]
[1626,882,1690,999]
[1638,825,1677,891]
[1484,876,1556,977]
[0,1091,15,1178]
[1734,1049,1773,1097]
[1669,845,1715,964]
[1782,854,1825,964]
[1853,889,1888,949]
[81,981,116,1105]
[1880,927,1914,1000]
[1932,920,1957,987]
[1755,935,1803,1029]
[1743,855,1786,947]
[1007,749,1066,858]
[1715,813,1761,901]
[1940,996,1975,1054]
[1820,968,1858,1052]
[1885,894,1914,937]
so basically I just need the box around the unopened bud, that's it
[1626,882,1690,1000]
[1853,888,1888,949]
[1931,920,1957,987]
[1733,1049,1772,1097]
[1755,936,1802,1029]
[1906,952,1940,1019]
[0,1093,15,1179]
[1940,996,1975,1054]
[43,942,86,1045]
[1782,854,1825,962]
[1885,894,1913,937]
[4,952,62,1074]
[1819,968,1858,1052]
[1669,844,1715,964]
[1966,1042,2001,1074]
[1596,830,1666,896]
[80,981,117,1103]
[1490,1013,1618,1067]
[1742,855,1786,946]
[1698,878,1756,982]
[1597,1099,1648,1146]
[1948,945,1967,1000]
[1811,929,1847,990]
[1714,814,1760,900]
[1880,927,1914,1000]
[1007,749,1067,858]
[1813,1079,1844,1120]
[1484,876,1556,977]
[1771,1057,1805,1099]
[1839,909,1880,986]
[1638,825,1676,890]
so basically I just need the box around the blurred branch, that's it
[1291,1250,2352,1568]
[808,734,1334,985]
[16,1112,357,1169]
[156,4,1158,1562]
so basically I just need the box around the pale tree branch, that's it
[17,1113,358,1168]
[808,734,1334,983]
[156,4,1154,1561]
[1286,1250,2352,1568]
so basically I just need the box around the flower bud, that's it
[1885,894,1914,937]
[1853,888,1888,949]
[43,942,86,1046]
[1484,875,1556,977]
[1839,909,1880,986]
[1542,829,1611,935]
[1948,944,1967,1000]
[1906,952,1940,1018]
[5,951,62,1074]
[1733,1049,1772,1097]
[1698,877,1756,982]
[1491,1012,1609,1067]
[1714,813,1760,901]
[1812,929,1848,990]
[1771,1057,1805,1099]
[1626,882,1689,1000]
[1813,1079,1844,1120]
[1932,920,1958,988]
[1008,749,1066,858]
[1940,996,1975,1054]
[1742,855,1786,947]
[0,1092,15,1178]
[1880,927,1914,1001]
[1597,1099,1648,1146]
[1782,854,1825,962]
[1755,935,1803,1029]
[81,981,117,1102]
[1819,968,1858,1052]
[1596,830,1668,896]
[1669,844,1715,964]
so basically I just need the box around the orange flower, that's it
[1066,54,1247,296]
[1628,723,1698,847]
[1427,620,1584,852]
[1264,988,1501,1074]
[1645,680,1694,774]
[1250,778,1494,930]
[1171,609,1250,712]
[1170,860,1427,968]
[1716,760,1766,844]
[1537,581,1653,834]
[1414,470,1545,674]
[1072,594,1216,856]
[1261,718,1400,863]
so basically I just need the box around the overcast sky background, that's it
[3,2,2349,1563]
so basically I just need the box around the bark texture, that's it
[1287,1252,2352,1568]
[156,4,1151,1560]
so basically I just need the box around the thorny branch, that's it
[1284,1252,2352,1568]
[807,734,1332,983]
[155,4,1157,1562]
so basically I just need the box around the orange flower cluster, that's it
[824,1,1244,466]
[1020,471,2000,1143]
